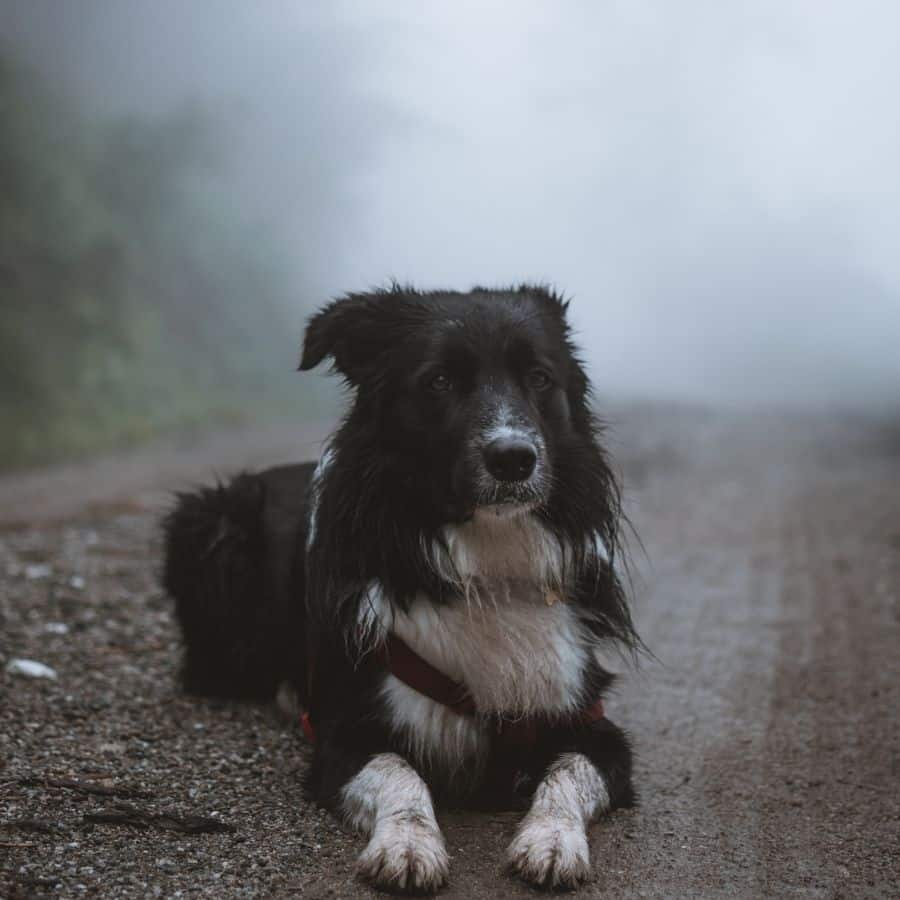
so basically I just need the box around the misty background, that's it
[2,1,898,469]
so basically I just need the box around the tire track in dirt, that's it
[604,427,793,899]
[753,460,900,898]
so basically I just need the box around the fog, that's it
[5,0,899,411]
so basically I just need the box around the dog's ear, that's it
[299,293,392,382]
[519,284,570,319]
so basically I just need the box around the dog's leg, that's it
[506,751,610,889]
[341,752,449,893]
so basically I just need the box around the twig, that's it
[0,841,35,848]
[0,818,57,835]
[83,804,235,835]
[19,777,152,800]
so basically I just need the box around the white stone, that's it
[6,658,58,679]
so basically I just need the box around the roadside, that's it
[1,406,898,898]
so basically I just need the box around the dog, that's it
[163,285,640,892]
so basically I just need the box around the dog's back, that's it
[162,462,315,700]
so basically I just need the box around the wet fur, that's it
[163,285,640,891]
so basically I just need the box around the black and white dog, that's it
[163,285,640,892]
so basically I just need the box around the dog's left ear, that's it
[299,293,391,383]
[521,284,571,320]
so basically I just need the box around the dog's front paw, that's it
[357,812,450,893]
[506,814,591,889]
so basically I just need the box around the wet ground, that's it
[1,406,898,898]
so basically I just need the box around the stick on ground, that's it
[83,804,235,835]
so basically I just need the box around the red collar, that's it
[375,632,478,716]
[301,632,605,744]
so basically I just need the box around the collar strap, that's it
[374,632,478,716]
[375,632,606,729]
[300,631,606,745]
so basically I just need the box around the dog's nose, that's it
[483,438,537,482]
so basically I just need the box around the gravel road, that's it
[2,406,898,898]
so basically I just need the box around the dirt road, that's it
[2,407,898,898]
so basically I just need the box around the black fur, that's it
[163,464,312,699]
[163,285,639,831]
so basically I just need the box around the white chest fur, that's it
[373,591,590,775]
[364,510,595,774]
[386,592,589,716]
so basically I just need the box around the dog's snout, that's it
[483,437,537,482]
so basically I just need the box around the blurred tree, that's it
[0,52,304,468]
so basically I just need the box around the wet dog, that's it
[163,285,640,891]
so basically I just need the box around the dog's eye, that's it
[527,368,552,391]
[428,372,453,393]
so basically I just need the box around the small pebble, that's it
[6,658,58,679]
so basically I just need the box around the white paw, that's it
[506,815,591,889]
[357,812,450,893]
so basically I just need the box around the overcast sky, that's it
[5,0,899,408]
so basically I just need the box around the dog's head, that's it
[300,285,595,524]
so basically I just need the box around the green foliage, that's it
[0,51,314,469]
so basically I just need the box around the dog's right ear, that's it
[298,293,388,383]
